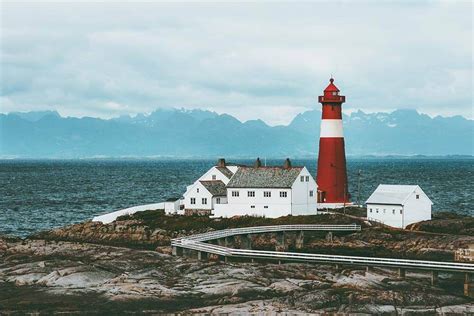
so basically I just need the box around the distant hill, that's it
[0,108,472,158]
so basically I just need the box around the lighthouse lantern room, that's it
[316,78,351,209]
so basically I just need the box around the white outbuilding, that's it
[366,184,432,229]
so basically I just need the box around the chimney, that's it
[217,158,226,167]
[254,157,262,168]
[283,158,292,169]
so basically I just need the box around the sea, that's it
[0,158,472,237]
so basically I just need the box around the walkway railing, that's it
[173,224,360,243]
[171,224,474,273]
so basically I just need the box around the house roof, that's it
[226,166,303,188]
[365,184,428,206]
[200,180,227,196]
[216,166,234,179]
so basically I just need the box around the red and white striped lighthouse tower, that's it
[316,78,350,208]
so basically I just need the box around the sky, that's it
[1,1,472,125]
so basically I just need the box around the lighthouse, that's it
[316,78,350,208]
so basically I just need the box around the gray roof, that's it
[200,180,227,196]
[226,167,303,188]
[216,166,234,179]
[366,184,428,205]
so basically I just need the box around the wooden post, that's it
[431,271,438,286]
[275,232,287,251]
[198,251,208,261]
[241,234,252,250]
[217,238,226,247]
[295,231,304,249]
[464,273,473,298]
[225,236,233,247]
[172,246,183,256]
[326,231,333,243]
[398,268,406,279]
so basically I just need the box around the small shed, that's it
[164,197,182,214]
[366,184,432,229]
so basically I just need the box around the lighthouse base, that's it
[317,202,354,210]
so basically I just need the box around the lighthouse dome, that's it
[324,78,340,92]
[322,78,342,98]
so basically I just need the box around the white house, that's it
[182,158,236,215]
[366,184,432,229]
[183,158,318,218]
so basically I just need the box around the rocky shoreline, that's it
[1,211,473,314]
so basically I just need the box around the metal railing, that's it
[171,224,474,273]
[172,224,360,243]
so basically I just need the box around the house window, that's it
[309,190,314,197]
[392,209,395,214]
[190,198,196,205]
[216,197,221,204]
[250,205,255,209]
[197,188,199,193]
[376,208,378,213]
[280,191,287,198]
[305,176,309,182]
[248,191,255,197]
[202,198,207,205]
[232,191,239,197]
[264,191,271,197]
[300,176,304,182]
[264,206,268,209]
[212,175,216,180]
[416,194,420,199]
[370,208,372,213]
[400,210,403,214]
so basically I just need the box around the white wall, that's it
[367,187,432,229]
[212,196,227,209]
[213,188,292,218]
[164,200,180,214]
[367,203,403,228]
[183,181,213,210]
[402,187,432,228]
[291,167,318,215]
[198,166,232,184]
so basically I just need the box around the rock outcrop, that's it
[1,236,472,314]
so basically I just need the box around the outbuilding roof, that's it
[226,166,303,188]
[365,184,429,206]
[200,180,227,196]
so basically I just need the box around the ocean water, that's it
[0,158,472,237]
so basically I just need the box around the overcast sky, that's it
[1,1,472,125]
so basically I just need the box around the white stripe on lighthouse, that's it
[320,119,344,138]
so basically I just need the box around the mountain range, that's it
[0,108,472,158]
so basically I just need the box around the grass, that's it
[117,210,366,233]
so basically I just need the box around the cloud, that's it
[0,1,472,124]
